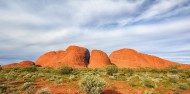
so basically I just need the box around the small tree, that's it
[105,65,118,76]
[79,75,107,94]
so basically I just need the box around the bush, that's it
[79,75,107,94]
[21,82,34,90]
[105,65,118,76]
[38,87,51,94]
[120,68,134,76]
[142,80,155,88]
[39,67,55,73]
[0,85,9,93]
[27,86,37,94]
[22,66,37,72]
[166,65,180,73]
[57,66,73,75]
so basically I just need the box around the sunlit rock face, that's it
[88,49,111,68]
[109,48,190,68]
[2,61,35,68]
[35,45,90,68]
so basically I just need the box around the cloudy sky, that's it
[0,0,190,65]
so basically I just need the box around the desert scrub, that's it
[141,80,156,88]
[38,87,51,94]
[27,86,37,94]
[120,68,134,76]
[22,66,37,72]
[144,90,153,94]
[79,75,107,94]
[4,71,18,81]
[21,82,34,90]
[57,66,73,75]
[38,67,55,73]
[105,65,118,76]
[69,75,77,81]
[0,84,9,93]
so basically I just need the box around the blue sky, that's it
[0,0,190,65]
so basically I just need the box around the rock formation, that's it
[88,49,111,68]
[2,61,35,68]
[109,48,190,68]
[2,45,190,69]
[35,45,90,68]
[35,50,66,68]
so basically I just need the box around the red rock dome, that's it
[88,49,111,68]
[35,45,90,68]
[35,50,66,68]
[109,48,189,68]
[2,60,35,68]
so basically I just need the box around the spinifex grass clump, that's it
[79,75,107,94]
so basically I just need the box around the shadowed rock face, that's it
[2,61,34,68]
[35,45,90,68]
[88,49,111,68]
[109,48,190,68]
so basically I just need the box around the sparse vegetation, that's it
[57,66,74,75]
[21,82,34,90]
[105,65,118,76]
[79,75,107,94]
[22,66,37,72]
[38,87,51,94]
[0,66,190,93]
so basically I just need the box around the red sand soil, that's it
[88,49,111,68]
[33,77,190,94]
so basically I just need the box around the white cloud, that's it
[0,0,190,65]
[134,0,189,22]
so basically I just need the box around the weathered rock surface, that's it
[35,45,90,68]
[2,61,35,68]
[88,49,111,68]
[3,45,190,69]
[109,48,190,68]
[35,50,66,68]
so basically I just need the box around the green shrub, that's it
[69,75,77,81]
[57,66,73,75]
[0,85,9,93]
[142,80,155,88]
[120,68,134,76]
[105,65,118,76]
[27,86,37,94]
[22,66,37,72]
[21,82,34,90]
[144,90,153,94]
[38,87,51,94]
[79,75,107,94]
[166,65,180,73]
[39,67,55,73]
[5,71,18,81]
